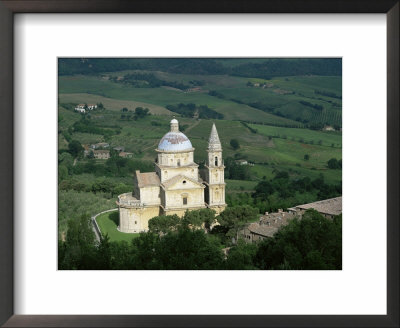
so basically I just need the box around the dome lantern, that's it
[170,118,179,132]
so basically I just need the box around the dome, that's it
[157,131,193,152]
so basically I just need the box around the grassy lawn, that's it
[225,179,258,192]
[96,211,140,242]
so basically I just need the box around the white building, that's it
[117,119,226,233]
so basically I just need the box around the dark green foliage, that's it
[116,72,190,90]
[224,157,251,180]
[314,90,342,99]
[71,157,153,177]
[59,58,341,77]
[148,215,181,234]
[224,240,258,270]
[154,228,224,269]
[327,158,342,169]
[165,103,223,120]
[255,209,342,270]
[68,140,84,158]
[230,138,240,150]
[304,154,310,161]
[133,107,150,120]
[253,171,341,203]
[299,100,323,111]
[58,214,98,270]
[58,208,341,270]
[72,116,121,139]
[182,208,216,231]
[218,205,259,244]
[149,209,216,234]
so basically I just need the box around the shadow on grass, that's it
[109,211,119,226]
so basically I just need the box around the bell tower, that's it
[204,123,226,214]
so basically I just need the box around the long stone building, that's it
[242,197,342,243]
[117,119,226,233]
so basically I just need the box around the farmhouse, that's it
[117,119,226,233]
[119,151,133,158]
[74,103,97,113]
[91,142,109,149]
[74,104,86,113]
[113,146,125,153]
[93,149,110,159]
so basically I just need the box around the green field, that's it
[58,70,341,127]
[96,211,140,242]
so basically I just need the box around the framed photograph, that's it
[0,1,398,327]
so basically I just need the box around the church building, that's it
[117,119,226,233]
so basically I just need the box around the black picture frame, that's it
[0,1,398,327]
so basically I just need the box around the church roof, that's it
[136,171,160,188]
[157,119,193,152]
[208,123,222,151]
[158,131,193,152]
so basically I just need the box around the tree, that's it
[224,239,258,269]
[148,215,181,234]
[230,139,240,150]
[304,154,310,161]
[327,158,342,169]
[58,165,69,183]
[134,107,150,119]
[58,152,74,170]
[68,140,84,158]
[154,228,223,269]
[121,107,128,112]
[183,208,216,231]
[255,209,342,270]
[58,214,97,270]
[112,183,131,197]
[218,205,258,244]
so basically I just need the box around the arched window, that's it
[215,156,218,166]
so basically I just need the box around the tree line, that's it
[165,103,224,120]
[59,58,342,78]
[58,207,341,270]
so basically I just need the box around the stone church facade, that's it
[117,119,226,233]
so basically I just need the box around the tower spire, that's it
[208,123,221,150]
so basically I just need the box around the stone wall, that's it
[164,188,204,209]
[119,205,160,233]
[139,186,161,205]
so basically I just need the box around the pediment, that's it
[162,175,204,190]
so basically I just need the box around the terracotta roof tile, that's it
[295,197,342,216]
